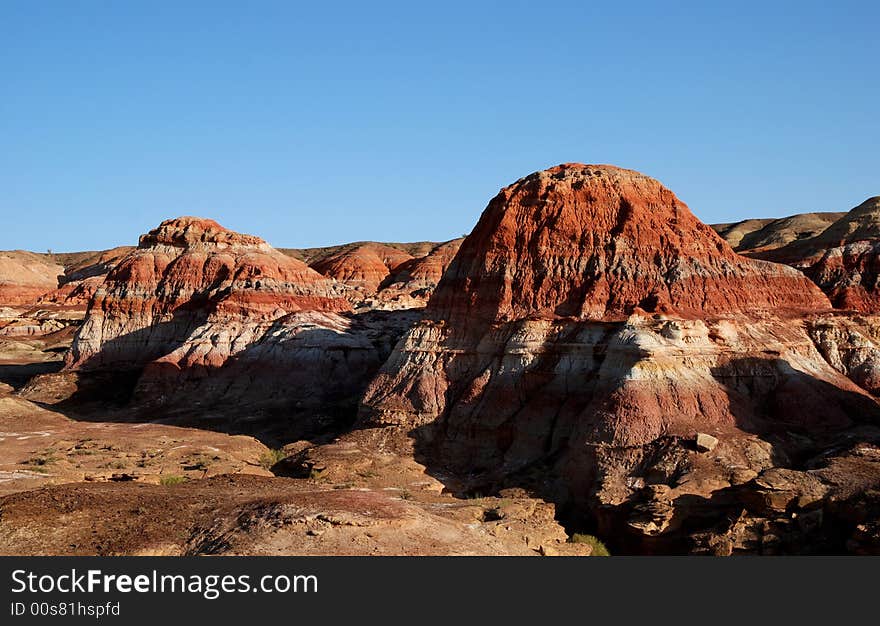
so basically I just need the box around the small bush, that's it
[24,454,58,467]
[569,533,611,556]
[259,448,286,470]
[160,475,187,486]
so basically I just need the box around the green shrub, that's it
[569,533,611,556]
[259,448,286,470]
[160,475,187,486]
[26,450,59,465]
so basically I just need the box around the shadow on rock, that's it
[19,310,419,448]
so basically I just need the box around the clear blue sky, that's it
[2,1,878,252]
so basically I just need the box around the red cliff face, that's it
[359,164,879,552]
[430,164,828,326]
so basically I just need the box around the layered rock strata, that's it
[356,164,880,553]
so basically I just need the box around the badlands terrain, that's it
[1,163,879,555]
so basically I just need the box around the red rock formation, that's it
[67,217,351,369]
[371,238,464,309]
[358,164,879,552]
[59,218,418,440]
[310,243,413,294]
[760,198,880,312]
[60,246,135,284]
[430,164,828,327]
[36,276,104,309]
[0,251,63,306]
[0,250,126,342]
[304,239,464,309]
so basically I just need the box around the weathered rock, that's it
[67,217,352,370]
[57,218,419,439]
[807,314,880,395]
[308,238,465,310]
[133,308,419,434]
[309,242,413,295]
[426,164,829,327]
[0,251,63,307]
[713,212,844,253]
[695,433,719,452]
[0,475,564,556]
[57,246,135,284]
[357,164,879,552]
[758,198,880,312]
[35,276,102,307]
[371,239,464,308]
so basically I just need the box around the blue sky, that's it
[2,1,878,251]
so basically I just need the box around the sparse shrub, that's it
[569,533,611,556]
[259,448,286,470]
[160,475,187,486]
[24,454,58,467]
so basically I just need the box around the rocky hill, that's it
[38,218,424,442]
[712,212,844,253]
[0,251,63,307]
[356,164,880,554]
[753,198,880,312]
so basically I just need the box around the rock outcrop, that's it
[309,242,413,295]
[53,218,421,441]
[757,198,880,312]
[712,212,844,253]
[35,246,135,310]
[0,248,133,343]
[0,251,62,307]
[368,238,464,309]
[35,276,105,309]
[426,165,828,327]
[0,474,580,556]
[357,164,880,553]
[67,217,351,370]
[57,246,135,284]
[302,239,465,309]
[710,218,774,250]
